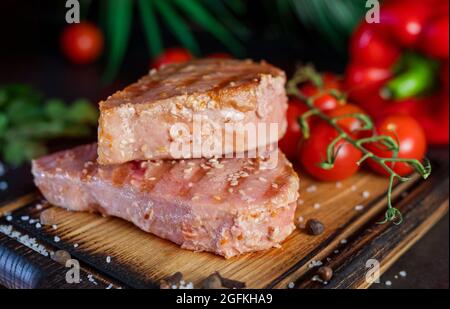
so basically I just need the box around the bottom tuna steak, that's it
[32,144,299,258]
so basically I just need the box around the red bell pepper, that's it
[345,0,449,145]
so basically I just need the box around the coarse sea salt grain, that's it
[362,191,370,199]
[288,282,295,289]
[399,271,407,277]
[355,205,365,211]
[74,243,79,248]
[0,181,8,191]
[340,239,348,244]
[308,260,323,269]
[385,280,392,286]
[311,275,324,283]
[313,203,321,210]
[6,215,12,222]
[306,185,317,193]
[106,256,112,263]
[54,236,61,243]
[0,225,49,256]
[87,274,98,285]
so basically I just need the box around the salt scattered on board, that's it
[0,181,7,191]
[0,225,50,256]
[362,191,370,199]
[306,185,317,193]
[355,205,365,211]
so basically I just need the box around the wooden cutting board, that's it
[0,156,448,289]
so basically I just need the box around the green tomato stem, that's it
[288,67,431,225]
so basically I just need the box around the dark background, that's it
[0,1,448,289]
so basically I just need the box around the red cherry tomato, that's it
[151,48,193,69]
[60,22,104,64]
[327,104,369,137]
[366,114,427,176]
[278,99,309,160]
[299,123,362,181]
[300,73,344,112]
[207,52,232,59]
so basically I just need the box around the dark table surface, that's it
[0,48,448,289]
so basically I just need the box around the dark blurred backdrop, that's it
[0,0,349,102]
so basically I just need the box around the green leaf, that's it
[138,0,164,58]
[103,0,133,83]
[2,139,47,166]
[67,99,98,125]
[201,0,250,39]
[5,97,42,125]
[225,0,247,15]
[4,121,66,140]
[44,99,67,121]
[0,89,8,109]
[173,0,244,56]
[275,0,297,37]
[0,113,8,137]
[154,0,201,56]
[289,0,366,51]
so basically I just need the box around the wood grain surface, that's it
[0,161,448,289]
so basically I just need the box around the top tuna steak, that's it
[98,59,288,164]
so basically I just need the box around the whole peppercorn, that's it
[305,219,325,235]
[317,266,333,282]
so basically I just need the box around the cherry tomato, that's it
[299,123,362,181]
[60,22,104,64]
[327,104,369,137]
[366,114,427,176]
[300,73,344,112]
[207,52,232,59]
[151,48,193,69]
[278,99,309,160]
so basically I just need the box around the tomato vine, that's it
[287,66,432,225]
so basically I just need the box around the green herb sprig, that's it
[287,66,432,225]
[0,84,98,166]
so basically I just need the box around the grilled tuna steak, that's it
[98,59,288,164]
[32,144,299,258]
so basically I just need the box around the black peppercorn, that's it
[305,219,325,235]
